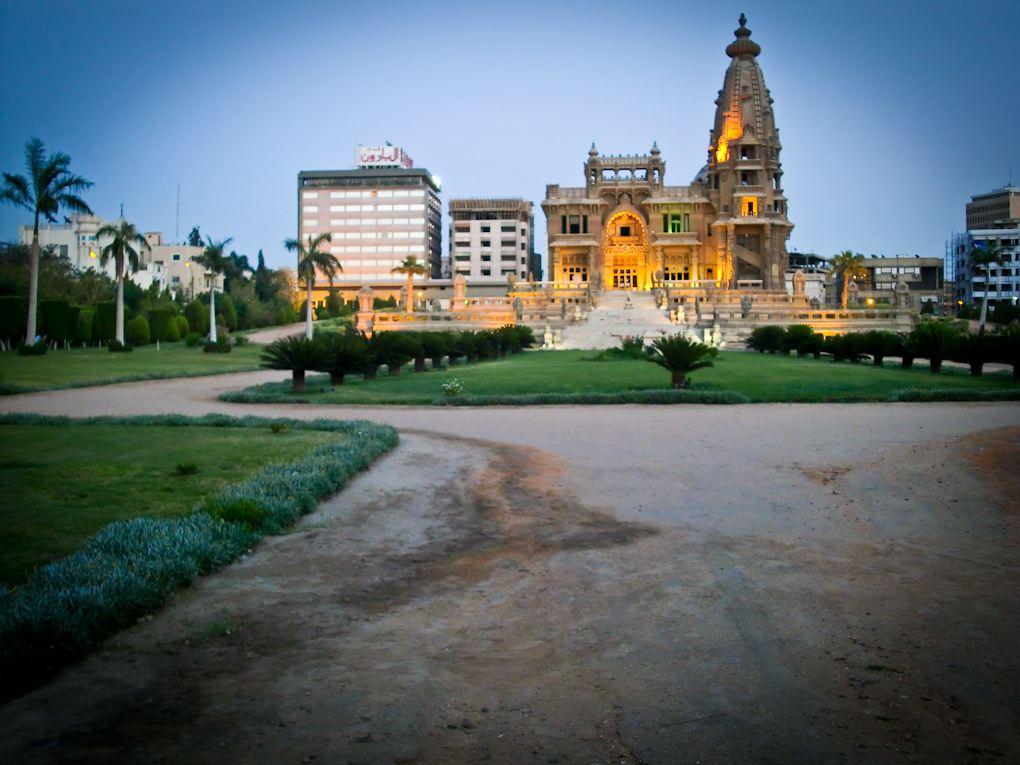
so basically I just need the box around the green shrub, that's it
[172,461,200,476]
[18,340,47,356]
[164,315,181,342]
[274,303,297,325]
[95,301,117,342]
[909,320,961,373]
[234,335,250,346]
[644,334,717,388]
[991,325,1020,380]
[147,308,176,342]
[317,330,369,384]
[261,335,332,392]
[326,291,345,317]
[824,333,864,363]
[373,295,398,310]
[203,337,232,354]
[75,309,95,344]
[419,331,452,369]
[747,325,786,353]
[888,388,1020,402]
[951,333,993,376]
[107,339,134,353]
[126,315,150,346]
[781,324,815,356]
[185,300,209,336]
[39,300,77,343]
[437,389,749,406]
[859,330,900,367]
[175,315,191,338]
[315,305,332,321]
[372,332,421,375]
[201,497,269,529]
[184,331,202,347]
[0,295,27,344]
[217,293,238,331]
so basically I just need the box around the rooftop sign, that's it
[355,145,414,169]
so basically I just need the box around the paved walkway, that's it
[1,375,1019,763]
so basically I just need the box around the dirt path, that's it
[1,378,1019,763]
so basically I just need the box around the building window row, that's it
[324,203,426,212]
[331,231,425,240]
[330,245,425,254]
[329,217,425,226]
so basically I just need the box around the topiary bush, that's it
[184,331,202,347]
[95,301,117,343]
[909,320,961,374]
[747,325,786,353]
[165,315,181,342]
[780,324,815,356]
[951,333,993,376]
[0,295,27,346]
[39,300,77,344]
[147,308,176,342]
[185,299,209,336]
[175,315,191,338]
[126,315,150,346]
[75,309,95,345]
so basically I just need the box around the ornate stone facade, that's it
[542,15,793,292]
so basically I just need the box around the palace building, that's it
[542,14,792,292]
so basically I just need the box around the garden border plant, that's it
[0,412,398,701]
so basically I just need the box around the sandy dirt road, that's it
[1,374,1018,763]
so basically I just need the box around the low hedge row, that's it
[435,389,750,406]
[0,413,398,701]
[886,388,1020,402]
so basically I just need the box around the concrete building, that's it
[448,198,534,283]
[948,186,1020,308]
[18,215,223,297]
[542,15,792,292]
[965,186,1020,230]
[855,256,946,310]
[297,146,442,288]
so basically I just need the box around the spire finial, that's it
[726,13,760,58]
[589,142,599,157]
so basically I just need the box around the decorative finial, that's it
[589,142,599,157]
[739,13,747,27]
[651,141,660,155]
[726,13,760,58]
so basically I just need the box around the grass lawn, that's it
[229,349,1018,405]
[0,422,341,582]
[0,341,263,392]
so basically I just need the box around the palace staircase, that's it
[558,290,671,349]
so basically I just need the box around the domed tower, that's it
[706,14,792,290]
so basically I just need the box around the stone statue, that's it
[895,279,911,309]
[809,297,821,310]
[740,294,753,319]
[355,284,375,336]
[624,293,633,310]
[452,273,468,310]
[792,269,806,298]
[507,273,517,291]
[847,279,859,307]
[675,303,686,325]
[712,323,722,348]
[543,322,553,349]
[573,304,583,322]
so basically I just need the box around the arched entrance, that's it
[603,210,649,290]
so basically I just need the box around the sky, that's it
[1,0,1018,271]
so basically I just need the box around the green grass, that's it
[222,349,1019,405]
[0,341,263,392]
[0,421,338,582]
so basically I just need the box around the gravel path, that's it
[1,376,1018,763]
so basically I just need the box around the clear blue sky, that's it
[2,0,1018,270]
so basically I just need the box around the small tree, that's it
[317,330,369,385]
[952,333,993,377]
[909,320,960,374]
[968,241,1005,336]
[860,330,899,367]
[644,334,718,389]
[831,251,867,309]
[194,236,232,343]
[391,256,428,312]
[95,219,145,344]
[1,138,93,344]
[285,233,341,339]
[260,335,331,393]
[373,332,421,376]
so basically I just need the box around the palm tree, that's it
[644,334,718,388]
[968,240,1005,336]
[1,138,92,344]
[285,233,341,339]
[830,251,867,309]
[95,219,144,344]
[391,255,428,312]
[194,235,232,342]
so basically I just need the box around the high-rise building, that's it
[541,15,792,291]
[297,146,442,285]
[949,186,1020,308]
[448,198,534,282]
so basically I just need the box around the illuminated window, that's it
[742,198,759,216]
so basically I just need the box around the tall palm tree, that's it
[969,240,1005,336]
[644,334,718,388]
[391,255,428,312]
[194,235,232,342]
[285,232,341,339]
[95,219,144,344]
[830,250,867,309]
[0,138,92,344]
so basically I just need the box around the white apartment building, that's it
[948,186,1020,308]
[297,146,442,285]
[19,215,223,296]
[448,198,533,283]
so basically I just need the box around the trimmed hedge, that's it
[39,300,78,344]
[0,414,398,701]
[75,309,95,344]
[0,295,27,344]
[126,315,150,346]
[148,308,176,342]
[95,301,117,342]
[887,388,1020,402]
[434,389,750,406]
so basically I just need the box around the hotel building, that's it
[297,146,442,286]
[448,198,534,283]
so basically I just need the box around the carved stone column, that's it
[355,285,376,336]
[725,222,736,289]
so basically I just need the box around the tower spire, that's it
[726,13,761,59]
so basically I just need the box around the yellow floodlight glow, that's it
[866,298,875,306]
[185,261,190,267]
[88,249,97,259]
